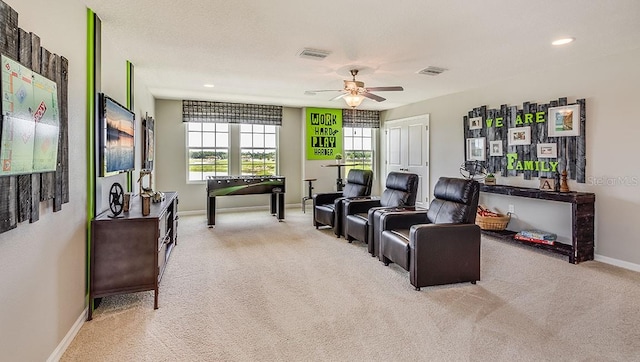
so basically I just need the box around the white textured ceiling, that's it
[82,0,640,110]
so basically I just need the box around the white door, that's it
[385,115,430,209]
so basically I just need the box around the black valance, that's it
[182,100,283,125]
[342,109,380,128]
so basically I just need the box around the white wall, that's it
[0,0,87,360]
[96,29,155,213]
[0,0,157,360]
[383,47,640,266]
[155,100,303,212]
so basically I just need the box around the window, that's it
[343,126,373,175]
[240,124,277,175]
[187,123,229,181]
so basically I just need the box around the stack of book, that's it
[514,230,557,245]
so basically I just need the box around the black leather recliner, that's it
[313,169,373,237]
[344,172,419,253]
[378,177,481,290]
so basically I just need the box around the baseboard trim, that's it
[595,254,640,273]
[47,308,87,362]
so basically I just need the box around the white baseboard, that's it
[47,307,87,362]
[595,254,640,273]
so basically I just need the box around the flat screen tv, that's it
[99,93,135,176]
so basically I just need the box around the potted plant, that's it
[484,173,496,185]
[335,153,343,164]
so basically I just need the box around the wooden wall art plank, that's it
[30,173,39,222]
[0,0,69,234]
[53,54,63,212]
[463,96,587,185]
[524,102,536,180]
[0,177,16,232]
[60,57,69,203]
[39,48,56,201]
[16,28,31,222]
[0,1,18,233]
[576,99,586,183]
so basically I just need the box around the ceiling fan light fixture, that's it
[344,93,364,108]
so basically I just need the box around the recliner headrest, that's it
[346,169,373,186]
[433,177,477,204]
[385,172,418,192]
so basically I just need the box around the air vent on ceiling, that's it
[299,48,331,60]
[418,66,448,76]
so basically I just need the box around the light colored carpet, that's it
[62,208,640,361]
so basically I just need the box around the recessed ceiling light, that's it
[552,37,575,46]
[203,84,215,88]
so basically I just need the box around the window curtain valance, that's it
[342,109,380,128]
[182,100,283,125]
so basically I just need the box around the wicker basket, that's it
[475,213,511,231]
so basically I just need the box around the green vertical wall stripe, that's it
[126,61,134,191]
[86,8,96,308]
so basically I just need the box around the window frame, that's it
[186,122,230,183]
[343,126,375,175]
[186,123,279,183]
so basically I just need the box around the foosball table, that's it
[206,176,286,226]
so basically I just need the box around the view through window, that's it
[187,123,229,181]
[240,124,277,175]
[343,126,373,175]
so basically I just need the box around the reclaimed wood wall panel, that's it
[0,1,18,233]
[576,99,586,183]
[0,0,69,233]
[463,97,587,185]
[60,57,69,203]
[0,177,16,232]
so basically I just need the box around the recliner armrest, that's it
[313,192,343,206]
[409,223,481,248]
[380,209,429,231]
[344,198,382,215]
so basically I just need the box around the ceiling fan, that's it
[306,69,404,108]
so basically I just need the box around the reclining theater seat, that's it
[379,177,481,290]
[313,169,373,237]
[344,172,419,251]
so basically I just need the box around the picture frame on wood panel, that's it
[468,116,483,130]
[466,137,486,161]
[507,126,531,146]
[489,141,503,156]
[142,113,155,171]
[537,143,557,158]
[548,104,580,137]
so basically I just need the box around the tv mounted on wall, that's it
[99,93,135,176]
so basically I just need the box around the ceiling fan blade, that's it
[329,92,348,101]
[361,92,386,102]
[365,86,404,92]
[305,89,342,95]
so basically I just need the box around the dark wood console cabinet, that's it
[88,192,178,320]
[480,185,595,264]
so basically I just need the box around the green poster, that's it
[306,107,342,160]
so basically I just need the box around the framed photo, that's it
[468,116,482,130]
[489,141,503,156]
[142,113,155,170]
[466,137,486,161]
[508,126,531,146]
[548,104,580,137]
[537,143,557,158]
